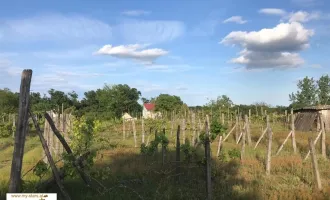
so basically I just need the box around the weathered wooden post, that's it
[132,119,137,148]
[122,118,126,140]
[245,115,251,146]
[176,125,181,183]
[182,118,186,144]
[217,135,223,157]
[291,108,297,154]
[9,69,32,193]
[266,115,272,176]
[162,128,166,166]
[12,114,16,138]
[320,114,326,158]
[141,117,145,144]
[191,112,196,146]
[309,137,322,191]
[204,119,212,200]
[240,121,246,160]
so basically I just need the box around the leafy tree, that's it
[96,84,142,118]
[0,88,19,114]
[289,76,318,108]
[154,94,183,113]
[317,75,330,105]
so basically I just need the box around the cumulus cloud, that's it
[259,8,287,16]
[1,14,112,42]
[221,22,314,69]
[121,10,151,16]
[287,11,320,22]
[95,44,168,64]
[223,16,247,24]
[114,19,185,44]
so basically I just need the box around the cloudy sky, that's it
[0,0,329,106]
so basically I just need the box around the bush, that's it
[0,123,13,138]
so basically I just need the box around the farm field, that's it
[1,117,330,200]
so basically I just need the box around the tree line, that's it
[1,75,328,120]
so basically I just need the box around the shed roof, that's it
[294,105,330,112]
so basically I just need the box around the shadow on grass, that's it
[0,145,263,200]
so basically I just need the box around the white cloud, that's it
[0,59,23,77]
[223,16,247,24]
[114,19,185,44]
[121,10,151,16]
[287,11,320,22]
[259,8,287,16]
[1,14,112,42]
[95,44,168,64]
[221,22,314,69]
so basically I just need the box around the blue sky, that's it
[0,0,329,106]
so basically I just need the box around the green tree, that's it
[96,84,142,118]
[317,75,330,105]
[0,88,19,114]
[154,94,183,112]
[289,76,318,108]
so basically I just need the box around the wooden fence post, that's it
[142,118,145,144]
[217,136,223,157]
[245,115,251,146]
[182,119,186,144]
[204,120,212,200]
[132,120,137,148]
[9,69,32,193]
[162,128,166,165]
[123,118,125,140]
[240,121,246,161]
[176,125,181,183]
[192,112,196,146]
[320,114,326,158]
[291,109,297,154]
[266,115,272,176]
[308,137,322,191]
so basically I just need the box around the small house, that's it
[293,105,330,132]
[122,112,136,121]
[143,103,162,119]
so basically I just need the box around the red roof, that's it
[144,103,155,111]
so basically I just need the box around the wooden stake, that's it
[176,125,181,183]
[266,115,272,176]
[32,112,71,200]
[9,69,32,193]
[240,123,246,161]
[254,127,268,149]
[304,130,322,160]
[142,118,145,144]
[132,120,137,148]
[123,118,125,140]
[291,108,297,154]
[217,136,223,157]
[204,120,212,200]
[182,118,186,144]
[320,114,326,158]
[276,131,293,155]
[245,115,251,146]
[308,137,322,191]
[223,124,237,142]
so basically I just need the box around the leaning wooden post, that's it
[9,69,32,193]
[245,115,251,146]
[32,112,71,200]
[320,114,326,159]
[308,137,322,191]
[122,118,126,140]
[162,128,166,166]
[12,114,16,138]
[266,115,272,176]
[216,135,223,157]
[182,118,186,144]
[291,108,297,154]
[204,120,212,200]
[141,118,145,144]
[176,125,181,183]
[235,116,239,141]
[240,121,246,160]
[192,112,196,146]
[132,120,137,148]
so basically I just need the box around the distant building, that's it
[143,103,162,119]
[122,112,136,121]
[294,105,330,132]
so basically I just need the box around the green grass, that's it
[1,121,330,200]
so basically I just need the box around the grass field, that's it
[1,120,330,200]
